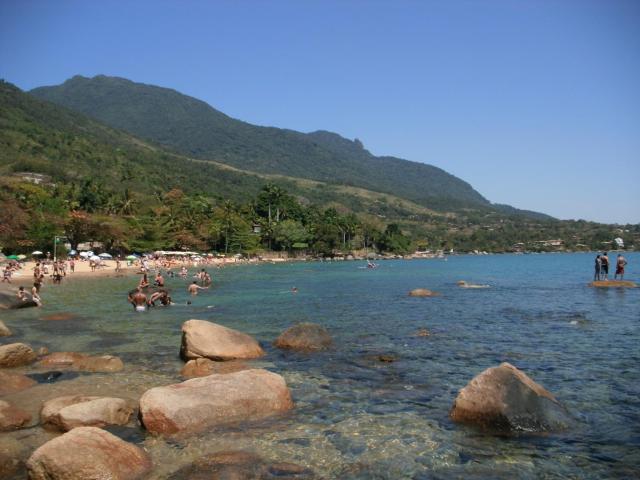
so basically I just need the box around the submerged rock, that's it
[39,352,124,372]
[450,362,571,433]
[0,320,11,337]
[169,450,316,480]
[41,395,135,431]
[140,369,293,435]
[274,323,332,352]
[26,426,152,480]
[414,328,431,337]
[41,312,78,321]
[408,288,440,297]
[589,280,637,288]
[0,342,37,367]
[0,371,37,395]
[0,399,31,431]
[180,358,249,378]
[180,319,264,361]
[457,280,490,289]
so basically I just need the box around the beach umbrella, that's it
[6,255,19,260]
[98,253,112,259]
[90,255,101,262]
[32,250,43,255]
[16,254,27,260]
[79,252,90,258]
[69,250,77,256]
[126,255,138,261]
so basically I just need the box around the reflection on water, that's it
[1,253,639,478]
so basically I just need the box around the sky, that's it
[1,0,639,224]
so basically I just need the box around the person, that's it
[601,252,610,281]
[138,273,150,289]
[115,258,122,272]
[2,266,11,283]
[69,258,75,273]
[291,286,298,293]
[128,287,148,312]
[594,255,602,281]
[31,282,42,306]
[188,281,208,295]
[17,286,28,301]
[148,289,172,307]
[615,254,628,280]
[154,272,165,287]
[203,272,212,286]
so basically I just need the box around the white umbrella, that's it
[98,253,112,258]
[32,250,43,255]
[79,252,90,258]
[90,255,101,262]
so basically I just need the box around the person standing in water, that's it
[601,252,610,281]
[128,287,148,311]
[594,255,602,281]
[188,281,208,295]
[615,254,628,280]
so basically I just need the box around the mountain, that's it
[30,75,493,212]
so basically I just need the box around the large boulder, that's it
[0,371,37,395]
[0,320,11,337]
[0,291,38,310]
[0,342,37,367]
[169,450,316,479]
[450,362,572,433]
[0,400,31,431]
[26,426,152,480]
[181,358,249,378]
[39,352,124,372]
[180,320,264,361]
[41,395,135,431]
[140,369,293,435]
[408,288,440,297]
[274,323,332,352]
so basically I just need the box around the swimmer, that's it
[188,281,209,295]
[148,289,172,307]
[31,282,42,306]
[154,272,165,287]
[291,287,298,293]
[17,286,28,301]
[138,273,150,289]
[128,287,147,311]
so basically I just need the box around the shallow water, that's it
[2,253,639,479]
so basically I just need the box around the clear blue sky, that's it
[1,0,638,224]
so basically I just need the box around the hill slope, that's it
[30,75,491,211]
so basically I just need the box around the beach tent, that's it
[98,253,112,259]
[6,255,19,260]
[32,250,43,255]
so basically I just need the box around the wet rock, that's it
[169,450,316,480]
[180,319,264,361]
[408,288,440,297]
[28,370,80,384]
[0,371,37,395]
[274,323,332,352]
[450,362,572,433]
[39,352,124,372]
[414,328,431,337]
[589,280,637,288]
[0,436,27,478]
[41,312,78,321]
[41,395,135,431]
[37,346,49,356]
[457,280,490,289]
[180,358,249,378]
[0,320,11,337]
[26,426,152,480]
[0,399,31,431]
[377,354,396,363]
[0,342,37,367]
[140,369,293,435]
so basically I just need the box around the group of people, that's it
[594,252,628,281]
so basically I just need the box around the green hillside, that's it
[31,75,492,211]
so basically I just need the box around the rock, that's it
[39,352,124,372]
[41,395,135,431]
[377,354,396,363]
[274,323,332,352]
[0,342,37,367]
[180,320,264,361]
[26,426,152,480]
[589,280,637,288]
[414,328,430,337]
[0,371,37,395]
[0,399,31,431]
[0,292,38,310]
[408,288,440,297]
[169,450,316,479]
[140,369,293,435]
[0,320,11,337]
[180,358,249,378]
[450,362,572,433]
[457,280,490,289]
[41,312,77,321]
[37,346,49,356]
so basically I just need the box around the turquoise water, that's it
[3,253,639,478]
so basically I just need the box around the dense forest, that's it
[1,80,637,256]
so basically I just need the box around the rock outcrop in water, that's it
[169,450,316,479]
[0,371,37,395]
[181,358,249,378]
[457,280,490,289]
[41,395,135,431]
[39,352,124,372]
[180,319,264,361]
[589,280,637,288]
[0,320,11,336]
[0,400,31,431]
[0,343,37,367]
[0,291,38,310]
[450,362,571,433]
[408,288,440,297]
[139,369,293,435]
[274,323,332,352]
[26,426,152,480]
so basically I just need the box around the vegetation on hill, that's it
[1,80,637,256]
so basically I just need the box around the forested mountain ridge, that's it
[30,74,493,211]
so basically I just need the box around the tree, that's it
[274,220,309,252]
